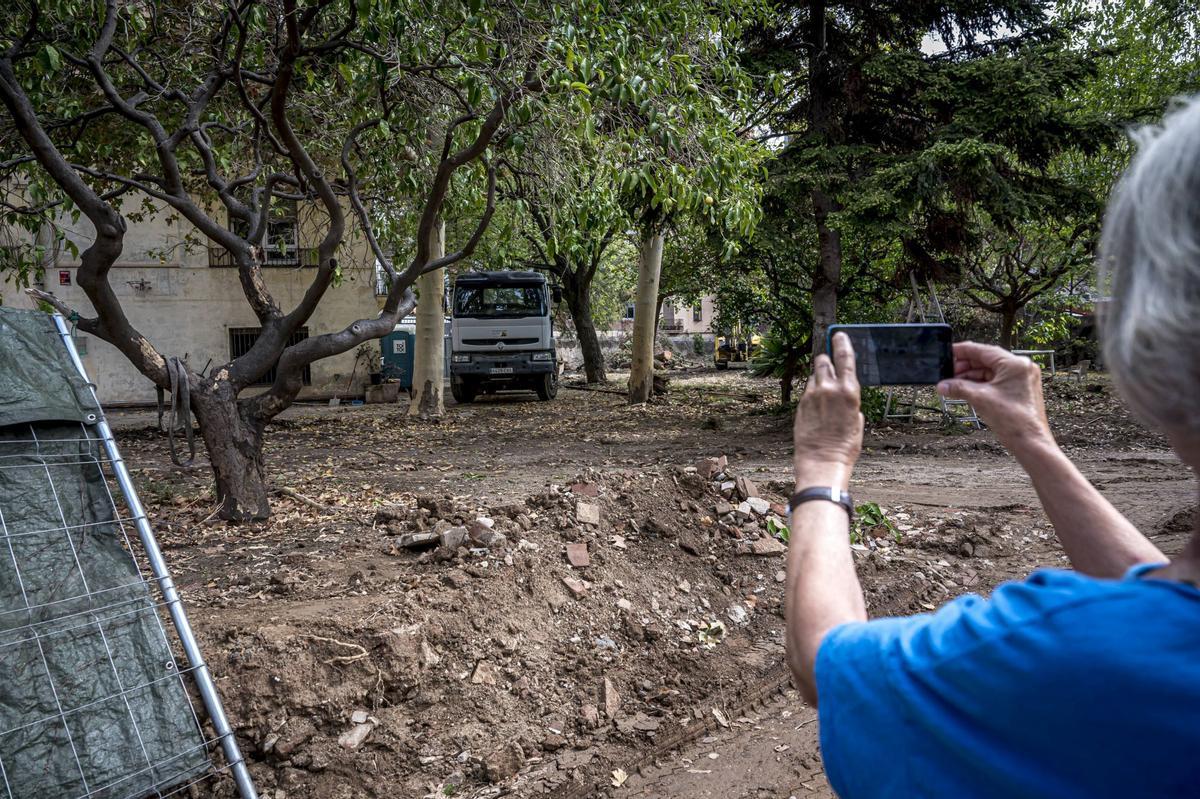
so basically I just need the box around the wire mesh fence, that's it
[0,313,256,799]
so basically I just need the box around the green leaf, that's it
[40,45,62,73]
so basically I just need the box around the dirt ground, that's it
[110,369,1196,799]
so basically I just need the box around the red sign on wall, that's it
[58,270,71,286]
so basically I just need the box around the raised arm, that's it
[785,333,868,705]
[938,342,1165,578]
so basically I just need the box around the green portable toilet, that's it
[381,322,416,389]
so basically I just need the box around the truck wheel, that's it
[451,377,477,404]
[535,372,558,401]
[715,361,728,371]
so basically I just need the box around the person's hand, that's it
[794,332,864,491]
[937,342,1054,452]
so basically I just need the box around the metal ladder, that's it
[884,274,982,429]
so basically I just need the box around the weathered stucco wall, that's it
[1,196,380,405]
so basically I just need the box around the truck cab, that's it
[449,271,559,402]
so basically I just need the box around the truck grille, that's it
[462,338,539,347]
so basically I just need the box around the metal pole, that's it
[52,316,258,799]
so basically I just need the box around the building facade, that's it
[1,195,379,405]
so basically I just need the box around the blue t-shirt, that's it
[815,564,1200,798]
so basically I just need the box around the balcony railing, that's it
[208,246,319,268]
[661,320,685,333]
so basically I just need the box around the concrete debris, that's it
[602,677,622,719]
[746,497,771,515]
[350,709,369,724]
[616,598,633,611]
[471,660,499,686]
[736,476,759,500]
[737,537,787,556]
[337,721,375,750]
[439,526,468,551]
[727,603,749,625]
[565,542,591,568]
[570,482,600,497]
[580,704,601,729]
[397,531,439,549]
[562,575,590,599]
[482,743,525,783]
[576,502,601,526]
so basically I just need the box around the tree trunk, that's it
[780,357,797,406]
[807,0,842,358]
[563,271,607,383]
[999,306,1019,349]
[191,390,269,521]
[628,228,665,404]
[409,219,446,418]
[810,190,842,358]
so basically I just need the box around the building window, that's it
[693,305,703,323]
[209,200,317,268]
[623,302,636,320]
[228,327,312,386]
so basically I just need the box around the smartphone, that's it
[826,323,953,386]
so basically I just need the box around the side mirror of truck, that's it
[552,286,563,304]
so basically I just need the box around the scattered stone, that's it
[580,704,601,729]
[482,743,525,783]
[770,502,788,517]
[468,519,506,547]
[337,722,374,750]
[470,661,498,686]
[570,482,600,498]
[727,603,749,625]
[737,537,787,556]
[350,709,369,724]
[719,480,737,497]
[714,500,733,516]
[602,677,622,719]
[679,530,704,556]
[439,526,468,551]
[616,598,633,612]
[565,542,591,568]
[775,569,787,583]
[642,516,674,538]
[397,532,439,549]
[746,497,771,515]
[576,502,601,526]
[736,476,759,500]
[696,457,720,480]
[735,501,754,522]
[611,534,628,550]
[677,579,691,593]
[444,570,469,589]
[562,575,590,599]
[420,640,442,667]
[541,733,567,752]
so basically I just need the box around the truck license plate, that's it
[490,367,514,375]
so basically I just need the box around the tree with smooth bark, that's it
[409,219,445,417]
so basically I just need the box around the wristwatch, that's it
[789,487,855,520]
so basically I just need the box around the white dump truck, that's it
[449,270,560,403]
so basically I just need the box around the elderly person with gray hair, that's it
[784,97,1200,799]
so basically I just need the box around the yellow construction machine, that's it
[714,326,762,370]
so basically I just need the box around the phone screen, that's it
[826,324,953,386]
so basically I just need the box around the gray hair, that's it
[1099,95,1200,435]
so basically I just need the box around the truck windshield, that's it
[454,285,545,318]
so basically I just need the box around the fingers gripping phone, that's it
[826,323,954,386]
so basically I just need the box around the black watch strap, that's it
[789,487,854,520]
